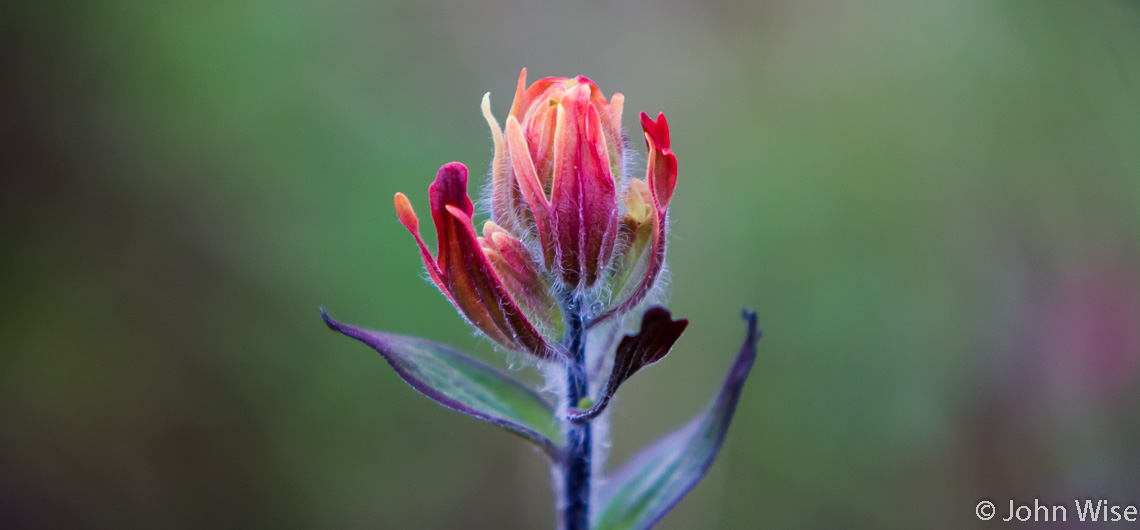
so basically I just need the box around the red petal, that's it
[583,102,618,285]
[483,222,559,329]
[505,116,555,267]
[524,100,560,187]
[640,111,671,150]
[640,112,678,212]
[508,68,567,122]
[588,114,678,325]
[551,83,618,288]
[578,77,625,165]
[427,163,556,360]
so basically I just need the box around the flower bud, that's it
[396,70,680,354]
[486,70,628,290]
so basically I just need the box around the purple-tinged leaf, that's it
[592,310,761,530]
[321,309,563,458]
[569,306,687,422]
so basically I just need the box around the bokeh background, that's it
[4,0,1140,528]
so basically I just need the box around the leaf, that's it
[321,309,563,458]
[592,310,761,530]
[569,306,687,422]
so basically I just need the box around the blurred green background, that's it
[3,0,1140,528]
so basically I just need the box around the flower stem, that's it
[561,294,591,530]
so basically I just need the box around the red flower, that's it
[395,70,680,356]
[484,70,627,289]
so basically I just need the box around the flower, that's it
[394,164,558,360]
[394,69,679,358]
[483,70,626,289]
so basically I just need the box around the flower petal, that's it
[393,192,454,307]
[322,310,563,459]
[550,83,618,288]
[505,115,555,267]
[592,310,761,530]
[641,112,678,212]
[576,76,625,175]
[590,113,677,325]
[569,306,687,422]
[603,93,625,177]
[584,102,620,284]
[523,92,561,187]
[508,68,565,121]
[481,221,562,335]
[404,162,558,360]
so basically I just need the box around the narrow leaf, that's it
[321,309,563,458]
[592,310,761,530]
[569,306,687,422]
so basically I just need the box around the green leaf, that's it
[322,309,563,457]
[593,310,761,530]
